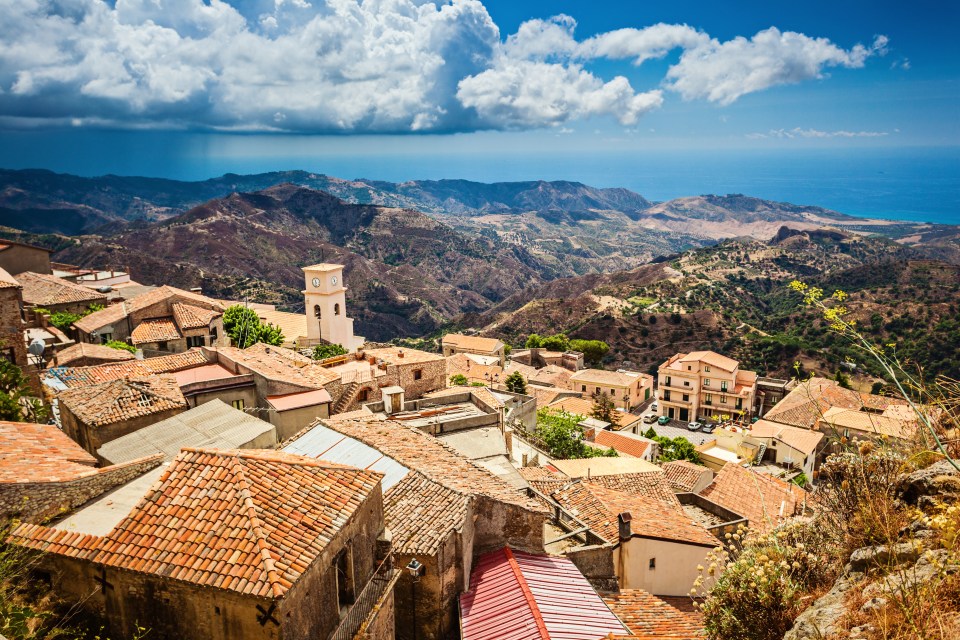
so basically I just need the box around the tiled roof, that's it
[528,365,573,388]
[518,466,570,499]
[15,272,107,307]
[317,416,547,514]
[172,303,220,329]
[130,317,182,344]
[551,481,717,547]
[364,346,445,365]
[526,386,570,407]
[593,429,653,458]
[57,376,187,427]
[0,421,97,483]
[585,472,680,506]
[266,389,332,411]
[383,471,470,555]
[763,377,909,430]
[700,463,808,534]
[442,333,504,353]
[445,353,502,383]
[749,420,824,455]
[603,589,706,639]
[662,461,712,493]
[545,397,641,430]
[52,343,136,367]
[75,286,224,333]
[213,345,339,389]
[551,457,661,479]
[570,368,647,388]
[460,547,628,640]
[679,351,739,372]
[46,350,211,389]
[820,407,916,440]
[11,449,382,598]
[0,266,19,289]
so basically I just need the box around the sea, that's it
[0,130,957,225]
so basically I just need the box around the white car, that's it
[686,421,702,431]
[650,402,658,411]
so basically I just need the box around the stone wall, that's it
[0,245,51,276]
[0,454,164,524]
[0,287,28,369]
[565,543,619,593]
[471,496,544,556]
[62,404,187,454]
[390,359,446,400]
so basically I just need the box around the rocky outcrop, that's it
[896,459,960,508]
[784,569,865,640]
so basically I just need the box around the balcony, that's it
[329,555,401,640]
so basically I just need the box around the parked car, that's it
[701,422,717,434]
[657,415,670,425]
[650,402,658,411]
[643,414,658,424]
[686,421,702,431]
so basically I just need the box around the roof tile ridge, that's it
[228,454,286,599]
[503,547,551,640]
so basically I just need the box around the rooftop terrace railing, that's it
[329,554,400,640]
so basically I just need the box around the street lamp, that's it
[406,558,423,640]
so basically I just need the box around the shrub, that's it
[312,343,347,360]
[504,371,527,395]
[223,305,285,348]
[449,374,468,386]
[536,408,617,460]
[104,340,136,353]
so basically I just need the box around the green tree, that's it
[0,359,44,422]
[504,371,527,395]
[569,339,610,365]
[590,391,617,424]
[223,305,284,349]
[47,311,82,331]
[536,408,617,459]
[834,368,852,389]
[652,435,700,462]
[525,334,544,348]
[449,373,468,386]
[104,340,136,353]
[312,343,348,360]
[541,333,570,352]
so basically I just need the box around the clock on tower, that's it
[301,263,361,352]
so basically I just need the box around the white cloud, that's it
[0,2,888,132]
[748,127,890,139]
[666,29,889,105]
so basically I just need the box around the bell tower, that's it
[303,263,361,352]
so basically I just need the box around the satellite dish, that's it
[28,339,45,358]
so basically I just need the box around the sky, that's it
[0,0,957,196]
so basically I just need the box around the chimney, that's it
[618,512,633,541]
[504,427,513,458]
[397,350,404,358]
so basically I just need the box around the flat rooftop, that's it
[683,503,727,529]
[701,446,742,464]
[50,465,168,536]
[387,402,488,429]
[171,363,241,386]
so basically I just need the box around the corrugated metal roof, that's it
[460,548,628,640]
[96,399,276,464]
[282,423,409,490]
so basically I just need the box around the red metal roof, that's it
[171,363,239,386]
[460,547,628,640]
[266,389,333,411]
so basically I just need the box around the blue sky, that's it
[0,0,957,181]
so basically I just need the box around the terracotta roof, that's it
[15,272,107,307]
[603,589,705,639]
[57,376,187,427]
[526,386,571,407]
[679,351,739,372]
[213,345,339,389]
[0,239,52,253]
[662,461,712,493]
[460,547,628,640]
[0,421,97,483]
[129,318,182,344]
[75,286,224,334]
[363,346,445,365]
[700,463,808,534]
[551,481,717,547]
[317,416,547,514]
[585,472,680,506]
[11,448,382,598]
[51,343,136,367]
[383,471,470,555]
[266,389,332,411]
[46,350,210,389]
[518,466,570,498]
[0,266,19,289]
[444,353,503,384]
[551,457,661,479]
[593,429,653,458]
[545,397,641,430]
[819,406,916,440]
[570,368,649,388]
[528,365,573,388]
[172,303,220,329]
[442,333,504,353]
[749,420,824,455]
[763,377,909,430]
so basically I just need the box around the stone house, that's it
[57,375,188,453]
[74,286,227,355]
[569,368,653,411]
[658,351,758,424]
[50,342,137,368]
[699,463,809,534]
[440,334,506,366]
[16,271,108,317]
[283,414,548,640]
[11,449,394,640]
[0,239,51,276]
[0,267,29,370]
[0,420,163,523]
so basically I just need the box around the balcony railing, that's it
[329,555,400,640]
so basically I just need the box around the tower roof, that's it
[302,263,343,272]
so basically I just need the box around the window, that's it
[157,341,169,351]
[314,304,322,318]
[735,398,743,410]
[664,377,671,386]
[582,385,587,392]
[649,558,656,569]
[704,365,711,372]
[682,394,689,402]
[187,335,205,348]
[413,369,423,381]
[721,381,728,392]
[704,394,712,405]
[704,379,710,387]
[231,399,245,410]
[663,391,671,401]
[334,303,341,316]
[99,333,113,343]
[683,380,690,387]
[210,326,218,341]
[334,548,355,610]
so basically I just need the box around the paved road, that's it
[631,398,714,445]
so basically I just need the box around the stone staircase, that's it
[332,381,360,414]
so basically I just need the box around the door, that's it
[679,408,689,422]
[668,407,675,419]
